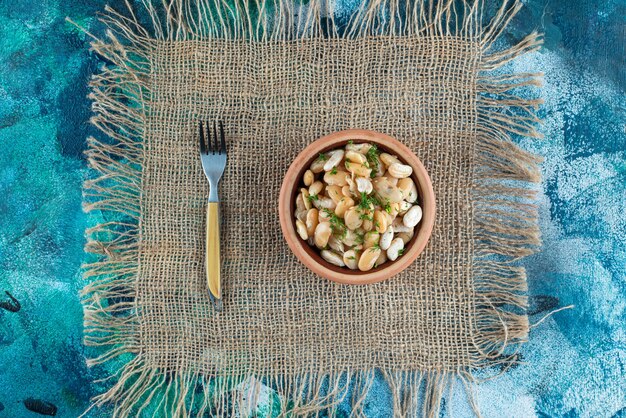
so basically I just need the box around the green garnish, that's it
[307,194,319,202]
[384,203,392,213]
[347,140,354,145]
[397,248,405,256]
[374,220,380,228]
[330,167,338,175]
[347,255,356,260]
[359,213,373,221]
[365,144,380,178]
[317,152,328,161]
[355,232,365,244]
[323,209,347,237]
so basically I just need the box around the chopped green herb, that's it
[397,248,405,256]
[384,204,392,213]
[356,232,365,244]
[317,152,328,161]
[330,167,338,175]
[323,208,347,237]
[347,255,356,260]
[347,140,354,145]
[359,213,373,221]
[374,220,380,228]
[307,193,319,202]
[365,144,380,178]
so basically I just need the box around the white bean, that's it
[358,247,381,271]
[301,188,312,210]
[380,153,400,167]
[323,150,344,171]
[314,222,332,249]
[403,205,422,228]
[397,230,414,244]
[397,178,418,203]
[296,220,308,240]
[309,181,323,196]
[392,217,413,233]
[344,207,363,230]
[363,231,380,249]
[313,197,336,210]
[374,250,387,268]
[345,150,367,165]
[355,177,373,194]
[346,142,372,154]
[305,208,319,236]
[398,201,412,215]
[386,238,404,261]
[303,169,314,186]
[321,250,345,267]
[380,225,394,250]
[343,249,359,270]
[387,163,413,178]
[328,235,345,253]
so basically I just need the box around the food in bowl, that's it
[293,141,423,272]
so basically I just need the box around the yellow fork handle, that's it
[206,202,222,308]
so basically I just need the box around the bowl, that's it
[279,129,435,285]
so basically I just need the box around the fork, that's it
[199,120,227,312]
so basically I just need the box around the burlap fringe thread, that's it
[73,0,543,416]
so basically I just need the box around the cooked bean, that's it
[326,185,343,203]
[374,249,387,267]
[296,219,308,240]
[301,188,312,210]
[313,196,336,210]
[387,163,413,178]
[358,247,381,271]
[323,150,345,171]
[306,208,319,236]
[380,153,400,167]
[321,250,345,267]
[314,222,332,249]
[318,208,332,222]
[324,170,350,186]
[295,193,306,213]
[356,177,373,194]
[345,150,367,165]
[383,175,399,186]
[380,225,394,250]
[392,216,413,232]
[403,205,422,228]
[372,155,385,177]
[310,156,326,173]
[343,249,360,270]
[388,202,400,218]
[309,181,324,196]
[295,210,307,223]
[363,231,380,249]
[397,178,418,203]
[344,206,363,230]
[328,235,345,253]
[373,177,404,203]
[341,185,352,197]
[346,142,372,154]
[387,238,405,261]
[398,200,412,215]
[335,196,355,217]
[362,216,373,231]
[344,162,371,177]
[303,169,314,186]
[373,210,388,233]
[397,230,414,244]
[342,229,360,246]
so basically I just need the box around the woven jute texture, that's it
[78,1,543,416]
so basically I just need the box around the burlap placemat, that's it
[77,0,543,416]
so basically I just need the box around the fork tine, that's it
[206,121,213,153]
[219,121,226,154]
[199,121,206,154]
[213,121,219,154]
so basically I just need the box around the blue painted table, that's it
[0,0,624,416]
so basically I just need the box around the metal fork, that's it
[199,121,227,312]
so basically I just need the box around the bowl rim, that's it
[279,129,435,285]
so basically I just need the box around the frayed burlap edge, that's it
[70,1,544,416]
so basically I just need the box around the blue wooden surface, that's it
[0,0,624,416]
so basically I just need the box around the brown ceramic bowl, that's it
[279,129,435,285]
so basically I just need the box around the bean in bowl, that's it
[293,141,422,272]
